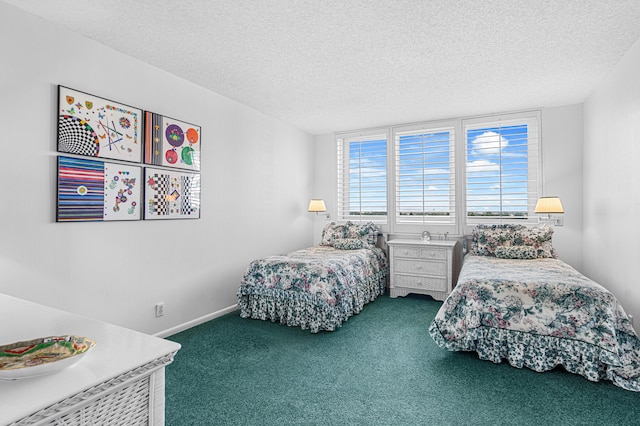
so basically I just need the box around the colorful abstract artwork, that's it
[57,156,142,222]
[144,112,201,171]
[144,167,201,220]
[57,86,143,163]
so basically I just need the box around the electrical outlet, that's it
[155,303,164,317]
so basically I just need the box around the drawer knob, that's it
[403,250,409,255]
[416,265,422,269]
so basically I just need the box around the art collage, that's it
[55,86,201,222]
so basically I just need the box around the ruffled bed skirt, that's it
[238,270,388,333]
[429,322,640,392]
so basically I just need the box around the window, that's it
[464,112,540,229]
[336,132,387,222]
[393,123,456,232]
[334,110,542,235]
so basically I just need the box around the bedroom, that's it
[0,0,639,424]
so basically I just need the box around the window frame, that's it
[461,111,542,234]
[335,128,389,225]
[333,110,543,237]
[391,120,457,235]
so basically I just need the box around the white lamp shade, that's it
[308,199,327,213]
[534,196,564,214]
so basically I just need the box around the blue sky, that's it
[466,124,529,216]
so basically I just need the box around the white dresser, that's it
[0,293,181,426]
[387,239,459,301]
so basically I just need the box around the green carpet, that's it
[166,294,640,425]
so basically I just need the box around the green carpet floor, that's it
[165,294,640,425]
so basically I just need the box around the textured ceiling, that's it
[5,0,640,135]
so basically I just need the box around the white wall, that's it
[541,105,584,271]
[312,133,337,244]
[584,36,640,324]
[0,3,315,335]
[313,105,585,268]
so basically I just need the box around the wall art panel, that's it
[57,86,143,163]
[57,156,142,222]
[144,112,201,171]
[144,167,201,220]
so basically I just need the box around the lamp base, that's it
[538,216,564,227]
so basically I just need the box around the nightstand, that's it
[387,239,459,301]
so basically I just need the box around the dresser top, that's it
[0,293,181,424]
[387,238,457,248]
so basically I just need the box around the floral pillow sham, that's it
[470,224,557,259]
[333,238,367,250]
[320,221,379,248]
[320,223,348,246]
[344,221,379,247]
[494,245,538,260]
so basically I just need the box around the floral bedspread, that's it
[429,254,640,391]
[238,246,388,333]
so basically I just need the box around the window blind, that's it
[336,134,387,222]
[394,126,455,225]
[464,115,540,225]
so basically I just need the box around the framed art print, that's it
[144,167,201,220]
[144,112,201,171]
[57,86,143,163]
[57,156,142,222]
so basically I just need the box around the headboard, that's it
[376,233,387,254]
[462,234,473,254]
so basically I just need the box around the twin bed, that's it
[238,221,640,391]
[429,224,640,392]
[238,221,388,333]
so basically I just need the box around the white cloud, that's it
[471,131,508,154]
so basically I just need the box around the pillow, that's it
[494,245,537,260]
[320,223,347,246]
[470,224,525,256]
[333,238,366,250]
[470,224,557,258]
[344,221,379,247]
[517,224,557,259]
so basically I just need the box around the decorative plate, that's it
[0,335,95,380]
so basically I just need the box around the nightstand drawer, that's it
[395,247,446,260]
[395,274,447,292]
[420,248,446,260]
[395,246,422,258]
[395,258,446,276]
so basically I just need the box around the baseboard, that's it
[154,304,238,338]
